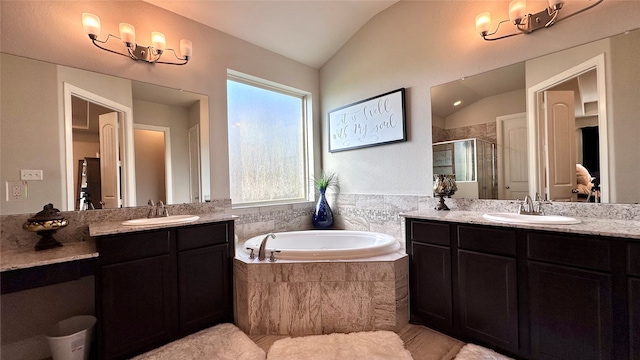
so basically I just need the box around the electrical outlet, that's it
[6,181,27,201]
[21,169,43,181]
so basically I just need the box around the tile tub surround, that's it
[233,252,409,335]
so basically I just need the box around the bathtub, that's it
[242,230,400,260]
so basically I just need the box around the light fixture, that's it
[453,100,462,107]
[81,13,192,65]
[476,0,603,41]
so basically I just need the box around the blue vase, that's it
[312,189,334,228]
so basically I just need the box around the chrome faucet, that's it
[147,199,156,218]
[518,194,546,215]
[258,233,276,261]
[156,200,169,217]
[147,199,169,218]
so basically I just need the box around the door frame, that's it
[526,53,608,202]
[63,83,136,210]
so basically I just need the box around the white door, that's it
[188,124,201,203]
[99,112,121,208]
[498,113,528,200]
[544,91,576,201]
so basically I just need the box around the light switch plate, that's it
[21,169,43,181]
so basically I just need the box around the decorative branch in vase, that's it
[313,171,339,228]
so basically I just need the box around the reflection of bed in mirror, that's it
[430,28,640,204]
[0,52,211,214]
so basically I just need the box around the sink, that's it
[482,212,581,225]
[121,215,200,226]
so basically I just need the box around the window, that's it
[227,72,312,206]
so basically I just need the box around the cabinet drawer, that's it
[527,232,610,271]
[457,225,516,256]
[629,242,640,276]
[177,222,229,251]
[99,230,171,265]
[409,220,450,246]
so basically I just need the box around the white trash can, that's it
[45,315,96,360]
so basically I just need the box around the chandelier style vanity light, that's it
[82,13,192,65]
[476,0,603,41]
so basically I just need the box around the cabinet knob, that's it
[506,186,510,189]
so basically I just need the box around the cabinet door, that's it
[178,244,231,335]
[458,250,518,353]
[100,255,174,360]
[528,261,613,360]
[410,241,452,330]
[630,278,640,360]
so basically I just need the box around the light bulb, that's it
[180,39,193,58]
[509,0,527,24]
[119,23,136,49]
[151,32,166,53]
[476,12,491,35]
[82,13,101,39]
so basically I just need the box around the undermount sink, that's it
[121,215,200,226]
[482,212,581,225]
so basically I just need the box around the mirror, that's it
[0,53,210,214]
[431,29,640,204]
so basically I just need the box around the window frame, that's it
[226,70,315,208]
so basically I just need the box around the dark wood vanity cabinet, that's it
[96,221,234,360]
[526,232,613,360]
[407,218,635,360]
[408,221,453,331]
[628,243,640,360]
[176,223,232,335]
[457,226,519,353]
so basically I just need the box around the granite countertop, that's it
[401,210,640,240]
[89,212,237,237]
[1,213,237,273]
[0,240,98,272]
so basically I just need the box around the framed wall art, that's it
[328,88,406,152]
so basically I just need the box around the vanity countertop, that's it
[89,212,237,237]
[401,210,640,240]
[0,240,98,272]
[1,214,237,273]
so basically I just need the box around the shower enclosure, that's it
[433,138,497,199]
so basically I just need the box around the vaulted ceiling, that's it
[145,1,399,69]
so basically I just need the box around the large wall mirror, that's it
[1,53,211,215]
[431,28,640,204]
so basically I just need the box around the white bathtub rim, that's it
[241,230,401,260]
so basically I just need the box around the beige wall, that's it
[1,55,61,214]
[320,0,640,196]
[133,99,191,203]
[0,0,321,214]
[134,128,167,204]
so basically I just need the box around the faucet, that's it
[147,199,156,218]
[518,194,547,215]
[258,233,276,261]
[147,200,169,218]
[156,200,169,217]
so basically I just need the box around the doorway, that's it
[526,54,608,202]
[64,83,135,210]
